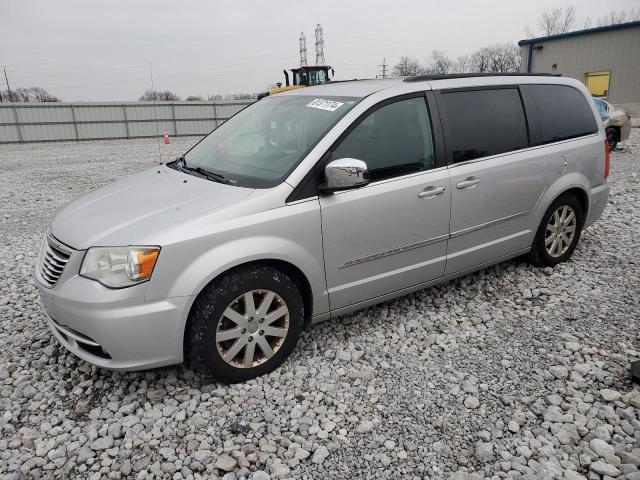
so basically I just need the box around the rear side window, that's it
[440,88,529,163]
[530,84,598,144]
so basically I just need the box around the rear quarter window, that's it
[440,88,529,163]
[530,84,598,144]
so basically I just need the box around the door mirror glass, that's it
[322,158,369,192]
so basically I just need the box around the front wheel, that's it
[529,193,584,267]
[185,265,304,382]
[606,127,618,151]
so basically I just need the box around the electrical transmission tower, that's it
[299,32,308,66]
[314,24,325,65]
[377,58,388,79]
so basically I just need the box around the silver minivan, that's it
[36,74,610,382]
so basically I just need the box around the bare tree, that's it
[208,94,223,101]
[525,5,576,37]
[542,5,576,35]
[452,55,473,74]
[597,8,640,26]
[139,89,180,101]
[185,95,203,101]
[486,44,521,73]
[392,57,425,77]
[425,50,454,75]
[29,87,60,102]
[470,47,493,73]
[0,86,59,102]
[225,93,256,100]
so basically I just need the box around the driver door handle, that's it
[456,177,481,189]
[418,186,446,198]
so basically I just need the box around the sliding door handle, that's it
[456,177,480,189]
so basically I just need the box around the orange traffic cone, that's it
[163,130,171,145]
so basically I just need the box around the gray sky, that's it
[1,0,637,101]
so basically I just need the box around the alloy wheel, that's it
[545,205,577,258]
[215,289,289,368]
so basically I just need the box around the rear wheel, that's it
[529,193,584,267]
[606,127,618,151]
[186,265,304,382]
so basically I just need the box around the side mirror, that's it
[321,158,369,193]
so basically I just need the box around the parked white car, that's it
[593,97,631,150]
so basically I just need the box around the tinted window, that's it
[440,88,529,163]
[331,97,435,182]
[531,84,598,144]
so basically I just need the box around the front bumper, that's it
[36,268,194,371]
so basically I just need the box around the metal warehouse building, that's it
[519,21,640,120]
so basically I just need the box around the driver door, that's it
[319,94,451,311]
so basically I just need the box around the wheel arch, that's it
[186,258,314,328]
[564,186,589,224]
[532,175,591,239]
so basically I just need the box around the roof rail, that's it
[404,72,560,82]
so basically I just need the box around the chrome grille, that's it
[39,235,71,287]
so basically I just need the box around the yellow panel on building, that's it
[585,71,610,97]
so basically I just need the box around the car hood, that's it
[50,165,254,249]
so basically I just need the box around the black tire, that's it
[606,127,618,151]
[185,265,304,382]
[529,193,584,267]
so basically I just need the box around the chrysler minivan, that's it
[36,74,610,382]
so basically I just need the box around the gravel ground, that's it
[0,132,639,480]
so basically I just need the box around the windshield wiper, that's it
[170,156,232,184]
[191,166,231,184]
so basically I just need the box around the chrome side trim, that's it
[326,247,530,321]
[450,210,531,239]
[340,234,449,269]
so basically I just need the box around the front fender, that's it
[165,235,324,301]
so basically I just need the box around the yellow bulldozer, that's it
[258,65,334,99]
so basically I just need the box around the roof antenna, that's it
[149,61,162,164]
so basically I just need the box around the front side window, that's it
[330,96,435,182]
[530,84,598,144]
[440,88,529,163]
[183,95,358,187]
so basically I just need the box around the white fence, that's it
[0,100,254,144]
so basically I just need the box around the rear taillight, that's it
[604,139,610,179]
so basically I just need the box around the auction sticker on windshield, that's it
[306,98,344,112]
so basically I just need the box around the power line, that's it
[314,24,325,65]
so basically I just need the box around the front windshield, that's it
[183,95,359,188]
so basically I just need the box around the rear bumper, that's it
[586,182,610,227]
[36,274,194,371]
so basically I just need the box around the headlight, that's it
[80,246,160,288]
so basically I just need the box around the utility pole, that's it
[2,66,13,102]
[299,32,308,67]
[314,24,325,65]
[377,58,388,79]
